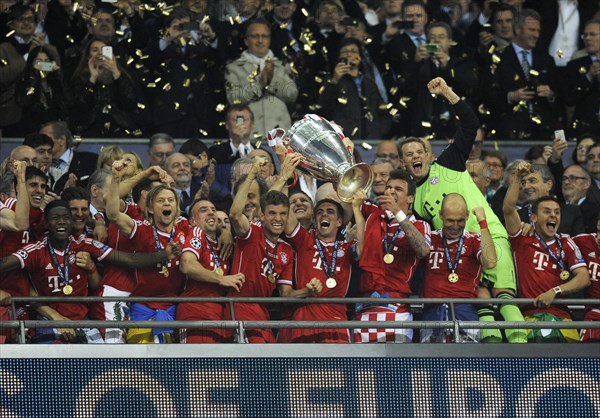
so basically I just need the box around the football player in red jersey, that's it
[573,218,600,341]
[504,161,590,342]
[355,169,431,343]
[0,199,180,343]
[178,199,244,343]
[106,161,189,343]
[420,194,497,343]
[227,159,295,343]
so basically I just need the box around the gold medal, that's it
[162,266,169,277]
[63,284,73,295]
[268,273,276,283]
[325,277,337,288]
[383,253,394,264]
[560,270,570,281]
[215,267,224,276]
[448,272,459,283]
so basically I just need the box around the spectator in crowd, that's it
[375,140,401,168]
[165,153,196,214]
[477,3,516,61]
[368,158,395,202]
[179,138,213,198]
[40,121,98,193]
[401,77,526,343]
[563,19,600,137]
[517,163,584,236]
[22,133,55,190]
[484,150,508,200]
[225,18,298,136]
[178,199,241,343]
[0,4,60,136]
[147,133,176,168]
[486,9,559,141]
[465,0,502,48]
[96,145,125,170]
[68,37,142,138]
[216,209,231,232]
[410,21,479,139]
[106,165,189,344]
[421,194,496,343]
[0,145,38,175]
[355,169,431,343]
[466,159,491,196]
[318,38,391,139]
[266,0,303,65]
[209,105,257,211]
[561,164,600,234]
[503,162,590,342]
[227,159,295,343]
[145,7,222,138]
[572,217,600,342]
[15,46,68,132]
[572,134,598,167]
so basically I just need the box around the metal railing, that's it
[1,296,598,344]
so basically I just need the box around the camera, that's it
[424,43,440,54]
[338,58,349,65]
[38,61,55,72]
[392,21,415,30]
[481,24,494,34]
[179,22,199,31]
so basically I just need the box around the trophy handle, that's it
[336,163,373,203]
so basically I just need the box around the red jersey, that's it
[423,230,482,299]
[180,226,231,298]
[0,200,45,296]
[227,222,293,318]
[510,229,587,318]
[97,203,144,293]
[13,235,113,320]
[360,202,431,298]
[285,222,358,343]
[129,217,189,310]
[571,233,600,303]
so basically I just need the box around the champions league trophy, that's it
[284,115,373,202]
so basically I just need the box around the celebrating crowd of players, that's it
[0,76,598,344]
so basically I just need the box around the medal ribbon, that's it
[315,236,338,278]
[442,233,464,274]
[205,238,222,270]
[48,239,71,287]
[152,225,175,270]
[533,231,566,271]
[383,222,402,254]
[264,239,276,276]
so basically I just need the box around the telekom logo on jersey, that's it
[429,251,463,269]
[532,251,558,271]
[47,274,81,292]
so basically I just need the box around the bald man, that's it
[375,140,401,168]
[421,193,497,343]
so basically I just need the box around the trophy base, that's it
[337,163,373,202]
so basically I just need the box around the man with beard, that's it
[504,162,590,342]
[400,77,526,343]
[355,169,431,343]
[106,163,189,344]
[0,199,181,343]
[227,159,295,343]
[178,199,243,343]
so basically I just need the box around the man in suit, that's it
[40,121,98,193]
[564,19,600,137]
[561,163,600,233]
[165,153,198,215]
[209,104,257,212]
[486,8,559,141]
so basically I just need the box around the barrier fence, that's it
[2,296,599,344]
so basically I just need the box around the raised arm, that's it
[351,190,367,257]
[105,161,135,236]
[105,241,181,268]
[229,160,262,238]
[13,161,30,231]
[117,164,174,199]
[472,206,497,269]
[269,151,302,195]
[503,161,530,236]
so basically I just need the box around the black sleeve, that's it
[435,99,480,172]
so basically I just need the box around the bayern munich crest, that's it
[280,252,288,264]
[69,254,76,264]
[337,248,345,257]
[179,234,186,244]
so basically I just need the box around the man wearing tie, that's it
[208,104,257,212]
[165,153,196,216]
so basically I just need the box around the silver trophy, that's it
[285,116,373,202]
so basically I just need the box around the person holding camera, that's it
[317,38,391,139]
[408,21,479,139]
[484,8,559,141]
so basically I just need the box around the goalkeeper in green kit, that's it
[399,77,527,343]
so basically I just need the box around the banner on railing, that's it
[1,357,599,417]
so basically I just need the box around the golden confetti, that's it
[488,44,496,54]
[314,76,323,84]
[531,115,541,125]
[492,54,501,64]
[390,87,398,95]
[199,129,208,136]
[529,69,539,77]
[216,104,226,112]
[133,129,143,136]
[183,78,190,87]
[514,74,520,81]
[301,8,309,16]
[26,87,35,96]
[116,30,125,37]
[255,141,262,148]
[351,127,358,137]
[137,103,145,109]
[389,108,399,116]
[174,102,180,109]
[421,121,432,128]
[579,66,587,74]
[154,77,162,83]
[556,49,564,58]
[337,97,348,104]
[181,63,188,71]
[365,112,373,122]
[6,30,15,37]
[253,133,263,139]
[163,83,171,91]
[147,83,156,88]
[362,142,372,150]
[127,57,134,65]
